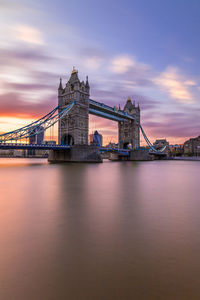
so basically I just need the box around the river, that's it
[0,158,200,300]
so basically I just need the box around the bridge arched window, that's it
[61,134,74,145]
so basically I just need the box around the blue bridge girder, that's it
[0,102,75,143]
[99,147,130,156]
[0,143,165,157]
[149,151,166,156]
[0,143,130,156]
[0,143,70,151]
[89,99,135,122]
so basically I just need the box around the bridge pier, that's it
[108,149,154,161]
[109,152,127,161]
[48,145,102,163]
[118,98,140,150]
[129,149,154,161]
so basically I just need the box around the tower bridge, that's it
[58,68,140,152]
[0,68,167,162]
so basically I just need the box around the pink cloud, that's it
[0,93,55,118]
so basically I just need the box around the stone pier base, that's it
[109,153,129,161]
[109,149,154,161]
[129,149,154,161]
[48,145,102,163]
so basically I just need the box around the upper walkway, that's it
[89,99,135,122]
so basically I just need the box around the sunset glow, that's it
[1,0,200,144]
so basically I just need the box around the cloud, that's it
[0,1,34,13]
[91,80,158,111]
[2,81,54,92]
[184,80,197,86]
[13,25,44,45]
[142,108,200,140]
[110,55,135,74]
[84,56,104,70]
[0,48,62,72]
[0,93,55,118]
[154,66,194,103]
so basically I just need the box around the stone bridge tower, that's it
[58,68,89,145]
[118,98,140,149]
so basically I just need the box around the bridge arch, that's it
[123,142,132,149]
[61,134,74,145]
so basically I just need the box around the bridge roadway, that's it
[0,143,166,157]
[0,144,167,160]
[0,143,70,151]
[0,143,130,155]
[89,99,135,122]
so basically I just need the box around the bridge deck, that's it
[0,143,130,155]
[0,144,70,150]
[0,144,166,157]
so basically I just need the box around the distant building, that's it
[89,131,103,146]
[89,134,93,144]
[105,142,118,149]
[0,149,26,158]
[28,125,44,156]
[29,126,44,145]
[169,144,183,156]
[153,139,169,150]
[42,140,56,146]
[0,149,14,157]
[13,150,24,157]
[184,136,200,156]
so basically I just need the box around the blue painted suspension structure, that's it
[0,98,166,154]
[0,101,75,143]
[139,124,166,153]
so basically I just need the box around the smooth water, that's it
[0,158,200,300]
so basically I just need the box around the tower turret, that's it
[58,78,63,96]
[124,97,134,114]
[85,75,90,93]
[69,67,80,85]
[118,96,140,150]
[58,68,90,145]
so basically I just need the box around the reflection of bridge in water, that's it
[0,68,166,162]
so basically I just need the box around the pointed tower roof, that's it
[68,67,80,84]
[72,66,78,74]
[86,75,89,87]
[58,77,63,90]
[124,97,134,112]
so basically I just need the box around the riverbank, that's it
[173,156,200,161]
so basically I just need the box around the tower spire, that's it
[72,66,77,74]
[58,77,63,90]
[86,75,89,87]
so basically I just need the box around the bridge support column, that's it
[129,149,153,161]
[58,68,89,146]
[118,98,140,149]
[109,152,129,161]
[48,145,102,163]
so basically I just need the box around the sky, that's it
[0,0,200,145]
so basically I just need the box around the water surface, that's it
[0,158,200,300]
